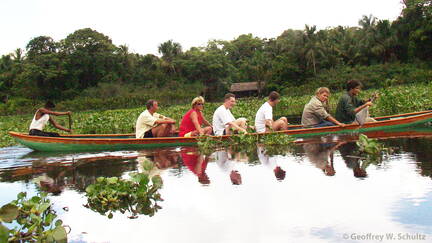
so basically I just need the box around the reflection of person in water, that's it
[338,142,368,178]
[153,149,181,169]
[35,170,67,195]
[257,146,286,181]
[181,148,210,184]
[137,149,181,177]
[303,142,345,176]
[214,150,242,185]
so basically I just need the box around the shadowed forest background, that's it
[0,0,431,114]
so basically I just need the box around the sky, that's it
[1,0,403,56]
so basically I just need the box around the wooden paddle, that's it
[68,113,73,133]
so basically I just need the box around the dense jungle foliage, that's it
[1,1,431,115]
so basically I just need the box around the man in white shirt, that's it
[135,100,176,138]
[255,91,289,133]
[212,93,248,136]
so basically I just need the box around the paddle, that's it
[68,113,72,133]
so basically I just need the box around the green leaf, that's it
[0,223,9,243]
[44,213,56,226]
[55,219,63,227]
[142,160,154,171]
[30,196,41,204]
[37,203,51,214]
[86,184,95,194]
[27,223,38,233]
[151,176,163,188]
[17,192,26,200]
[133,173,149,185]
[106,177,119,184]
[0,204,19,223]
[108,212,113,219]
[52,226,67,243]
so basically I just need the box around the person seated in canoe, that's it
[212,93,248,136]
[29,101,72,137]
[335,80,378,124]
[179,96,213,137]
[135,99,176,138]
[301,87,345,128]
[255,91,289,133]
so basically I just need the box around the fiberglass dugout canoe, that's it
[8,110,432,152]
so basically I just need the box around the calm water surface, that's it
[1,127,432,243]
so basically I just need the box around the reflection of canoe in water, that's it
[9,110,432,152]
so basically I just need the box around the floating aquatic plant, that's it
[84,159,163,219]
[0,192,68,243]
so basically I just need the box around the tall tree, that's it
[60,28,117,90]
[158,40,182,74]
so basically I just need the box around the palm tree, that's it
[303,25,319,75]
[158,40,182,74]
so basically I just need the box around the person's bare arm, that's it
[155,118,176,124]
[326,115,345,127]
[49,117,71,132]
[265,119,273,132]
[202,117,212,127]
[190,111,204,135]
[354,101,373,114]
[40,108,71,116]
[227,121,247,133]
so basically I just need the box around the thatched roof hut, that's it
[229,82,265,97]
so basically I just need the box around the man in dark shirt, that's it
[335,80,375,124]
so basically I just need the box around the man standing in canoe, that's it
[212,93,248,136]
[335,80,377,124]
[136,99,176,138]
[255,91,289,133]
[29,101,72,137]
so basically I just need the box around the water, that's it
[1,127,432,243]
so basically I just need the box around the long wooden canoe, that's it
[9,110,432,152]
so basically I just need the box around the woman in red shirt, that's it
[179,96,213,137]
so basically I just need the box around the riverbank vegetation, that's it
[1,1,431,115]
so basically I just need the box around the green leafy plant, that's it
[84,160,163,219]
[197,132,295,155]
[356,134,386,155]
[355,134,392,167]
[0,192,68,243]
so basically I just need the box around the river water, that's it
[1,126,432,243]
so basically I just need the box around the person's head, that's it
[191,96,205,111]
[274,166,286,181]
[146,99,158,112]
[353,167,367,178]
[323,164,336,176]
[315,87,330,103]
[198,172,210,185]
[268,91,280,106]
[346,80,363,96]
[44,101,55,110]
[223,93,236,109]
[230,170,242,185]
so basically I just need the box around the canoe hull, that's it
[9,110,432,152]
